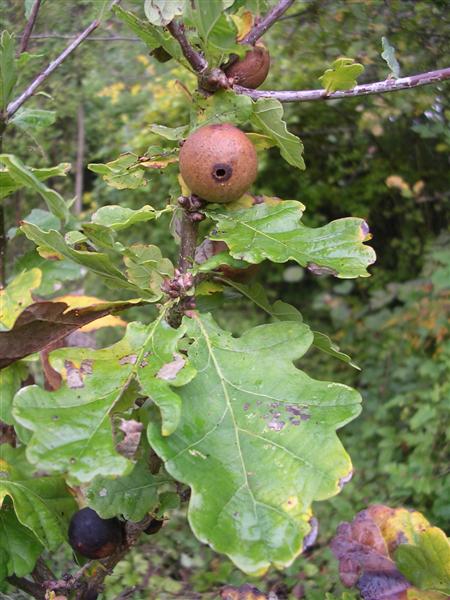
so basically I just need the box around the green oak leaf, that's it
[21,222,140,292]
[208,201,376,278]
[124,244,174,302]
[0,362,27,424]
[88,153,146,190]
[9,108,56,132]
[0,154,69,222]
[0,31,17,112]
[91,204,171,231]
[0,268,42,329]
[144,0,185,27]
[148,313,361,574]
[113,5,185,64]
[150,124,189,141]
[13,323,150,484]
[13,250,82,297]
[221,280,359,369]
[251,99,305,170]
[137,315,196,436]
[195,90,253,128]
[381,37,400,79]
[13,315,193,483]
[0,162,70,200]
[0,507,43,582]
[319,57,365,93]
[86,460,171,521]
[0,448,76,549]
[395,527,450,594]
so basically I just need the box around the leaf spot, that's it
[157,353,185,380]
[65,359,93,388]
[119,354,137,365]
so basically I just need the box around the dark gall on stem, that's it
[68,507,123,559]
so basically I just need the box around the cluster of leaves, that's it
[0,0,449,598]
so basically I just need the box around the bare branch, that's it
[241,0,295,46]
[19,0,42,54]
[6,19,100,119]
[235,67,450,102]
[166,21,207,73]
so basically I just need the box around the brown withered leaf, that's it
[0,300,140,369]
[221,584,271,600]
[331,504,433,600]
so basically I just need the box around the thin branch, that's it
[19,0,42,54]
[241,0,295,45]
[166,21,207,73]
[6,19,100,119]
[6,575,45,600]
[235,67,450,102]
[30,34,140,42]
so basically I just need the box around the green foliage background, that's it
[1,0,449,598]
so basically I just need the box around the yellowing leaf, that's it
[52,295,127,331]
[231,11,254,42]
[0,269,42,329]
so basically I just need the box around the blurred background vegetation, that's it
[2,0,449,598]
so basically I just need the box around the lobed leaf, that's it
[12,323,149,483]
[86,460,170,521]
[251,99,305,170]
[381,37,401,79]
[21,222,140,291]
[220,280,359,368]
[113,5,184,63]
[137,316,196,436]
[395,528,450,595]
[9,108,56,132]
[0,154,69,222]
[208,200,376,278]
[0,268,42,330]
[0,448,76,550]
[319,57,365,93]
[0,508,43,582]
[144,0,185,27]
[0,162,70,200]
[148,313,361,574]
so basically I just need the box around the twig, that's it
[6,575,45,600]
[235,67,450,102]
[241,0,295,45]
[166,21,207,73]
[6,19,100,119]
[19,0,42,54]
